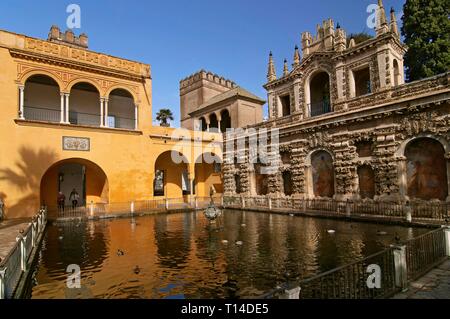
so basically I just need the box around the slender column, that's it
[64,94,70,124]
[60,92,65,123]
[100,98,104,127]
[134,104,138,130]
[104,98,109,128]
[18,85,25,119]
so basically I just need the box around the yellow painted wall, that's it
[0,29,223,219]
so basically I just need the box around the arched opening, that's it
[220,109,231,133]
[24,75,61,122]
[254,163,268,196]
[358,165,375,199]
[282,171,293,196]
[234,174,242,194]
[309,72,331,117]
[311,150,335,198]
[199,117,208,132]
[194,153,223,197]
[393,59,401,87]
[154,151,190,198]
[209,113,219,132]
[40,158,109,214]
[353,67,371,97]
[108,89,136,130]
[69,82,101,126]
[405,138,448,200]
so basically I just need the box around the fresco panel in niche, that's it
[311,151,335,198]
[405,138,448,201]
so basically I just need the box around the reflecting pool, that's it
[30,210,428,299]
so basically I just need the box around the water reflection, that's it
[31,210,428,299]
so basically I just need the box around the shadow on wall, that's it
[0,147,57,219]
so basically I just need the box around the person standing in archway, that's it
[69,188,80,209]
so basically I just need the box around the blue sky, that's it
[0,0,405,126]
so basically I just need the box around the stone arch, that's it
[66,78,103,95]
[403,137,449,201]
[20,70,63,90]
[199,116,208,131]
[40,158,109,213]
[393,59,401,86]
[304,68,333,117]
[23,74,62,122]
[194,152,223,196]
[105,85,138,103]
[396,134,450,157]
[357,164,375,199]
[154,150,190,198]
[69,81,101,126]
[220,109,232,132]
[305,148,335,198]
[107,88,136,129]
[209,113,219,132]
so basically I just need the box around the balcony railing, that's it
[69,111,101,127]
[23,106,60,123]
[22,106,136,130]
[308,100,332,117]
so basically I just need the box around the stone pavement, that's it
[0,219,31,261]
[393,259,450,299]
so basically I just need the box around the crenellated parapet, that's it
[180,69,236,94]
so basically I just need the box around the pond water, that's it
[30,210,427,299]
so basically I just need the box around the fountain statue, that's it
[204,203,222,221]
[204,188,222,222]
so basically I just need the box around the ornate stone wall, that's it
[223,95,450,202]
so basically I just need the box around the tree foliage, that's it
[156,108,174,127]
[347,32,373,45]
[402,0,450,81]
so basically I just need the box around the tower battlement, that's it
[48,25,88,49]
[180,70,236,92]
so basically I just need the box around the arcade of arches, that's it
[154,151,223,199]
[199,109,232,133]
[22,74,137,130]
[234,137,450,201]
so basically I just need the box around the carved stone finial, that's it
[376,0,389,36]
[283,59,289,76]
[390,7,400,38]
[349,38,356,48]
[293,45,300,67]
[267,51,277,82]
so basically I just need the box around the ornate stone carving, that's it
[62,136,90,151]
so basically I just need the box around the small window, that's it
[354,67,371,97]
[235,174,242,194]
[280,95,291,117]
[280,151,291,165]
[282,171,293,196]
[356,141,374,157]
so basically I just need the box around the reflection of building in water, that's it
[223,0,450,203]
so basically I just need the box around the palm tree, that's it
[156,108,174,127]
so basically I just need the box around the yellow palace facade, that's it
[0,27,222,219]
